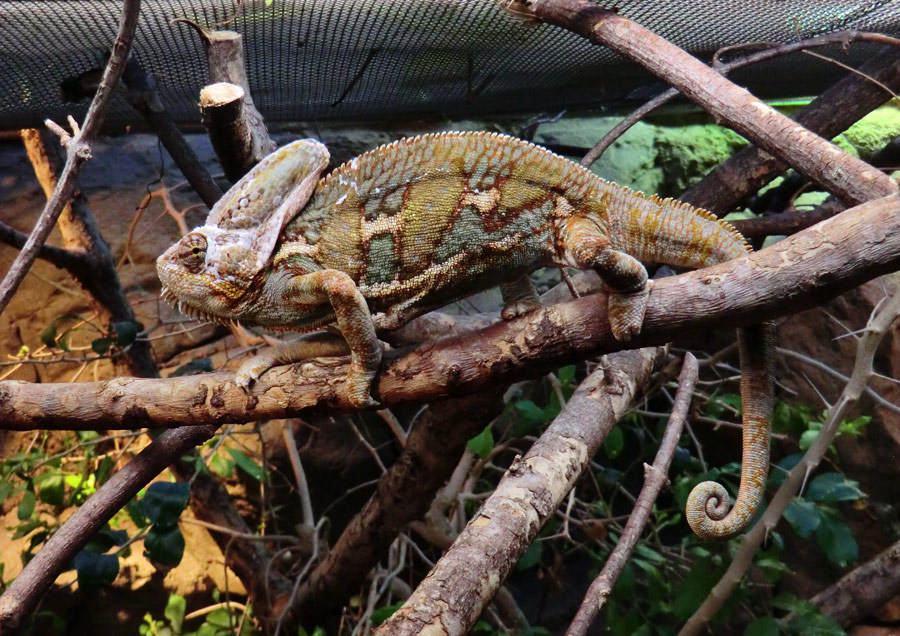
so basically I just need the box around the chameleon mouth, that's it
[159,285,232,327]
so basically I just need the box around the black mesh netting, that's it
[1,0,898,131]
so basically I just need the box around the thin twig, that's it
[567,353,698,636]
[0,0,141,315]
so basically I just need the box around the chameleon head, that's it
[157,225,263,322]
[156,138,331,323]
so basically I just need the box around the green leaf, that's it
[806,473,864,503]
[18,484,36,521]
[40,323,58,349]
[164,594,186,634]
[673,558,719,619]
[56,330,73,352]
[513,399,547,435]
[74,551,119,587]
[838,414,870,437]
[744,615,780,636]
[126,498,149,527]
[466,427,494,460]
[516,540,543,571]
[0,480,12,503]
[94,456,115,486]
[112,321,138,346]
[140,482,190,526]
[769,454,801,487]
[144,524,185,567]
[209,453,235,479]
[36,473,64,507]
[371,601,404,626]
[168,358,214,378]
[704,393,742,418]
[815,515,857,567]
[799,429,820,450]
[91,338,112,355]
[226,448,266,482]
[557,365,576,386]
[783,499,821,538]
[603,427,624,459]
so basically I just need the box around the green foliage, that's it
[225,448,266,481]
[140,594,259,636]
[467,426,494,459]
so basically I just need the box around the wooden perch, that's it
[373,347,665,636]
[1,194,898,429]
[507,0,898,205]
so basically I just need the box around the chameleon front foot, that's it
[235,354,277,389]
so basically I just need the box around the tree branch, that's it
[0,0,141,316]
[509,0,897,204]
[1,194,898,429]
[373,347,666,636]
[682,45,900,213]
[566,353,698,636]
[293,392,505,624]
[0,424,217,633]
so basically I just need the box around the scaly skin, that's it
[157,131,773,539]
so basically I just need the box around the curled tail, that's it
[687,322,775,539]
[593,184,774,539]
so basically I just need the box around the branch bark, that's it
[566,353,698,636]
[682,45,900,213]
[0,424,217,633]
[294,392,505,623]
[510,0,897,205]
[2,194,898,429]
[805,538,900,627]
[0,0,141,316]
[373,347,665,636]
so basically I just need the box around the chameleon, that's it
[157,131,773,539]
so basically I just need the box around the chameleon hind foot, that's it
[499,276,542,320]
[607,282,651,342]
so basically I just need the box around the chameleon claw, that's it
[234,355,277,390]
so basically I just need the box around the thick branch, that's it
[0,0,141,316]
[0,424,217,633]
[294,392,505,623]
[373,347,665,636]
[514,0,897,204]
[683,45,900,212]
[1,195,897,429]
[806,538,900,627]
[566,353,698,636]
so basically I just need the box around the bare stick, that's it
[0,424,217,632]
[294,392,504,624]
[1,194,898,429]
[580,31,900,169]
[0,0,141,316]
[121,57,223,207]
[566,353,698,636]
[373,347,665,636]
[802,537,900,627]
[678,285,900,636]
[510,0,897,204]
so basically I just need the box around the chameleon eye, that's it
[180,233,208,273]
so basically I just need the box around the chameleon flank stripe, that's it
[157,131,773,539]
